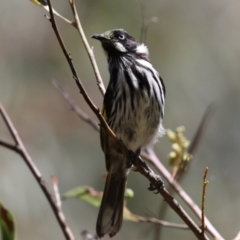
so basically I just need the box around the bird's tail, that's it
[96,172,127,238]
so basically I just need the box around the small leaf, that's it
[62,186,102,208]
[0,201,15,240]
[63,185,135,221]
[30,0,48,7]
[123,206,139,222]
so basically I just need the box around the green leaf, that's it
[30,0,48,7]
[0,201,15,240]
[63,185,137,222]
[63,185,134,208]
[62,186,102,208]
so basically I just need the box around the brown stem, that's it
[142,149,224,240]
[0,104,74,240]
[201,167,209,235]
[68,0,105,96]
[52,79,99,131]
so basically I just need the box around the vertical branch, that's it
[140,0,147,43]
[140,0,158,44]
[201,167,209,235]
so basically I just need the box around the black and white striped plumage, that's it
[92,29,165,238]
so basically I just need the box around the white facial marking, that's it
[114,42,127,52]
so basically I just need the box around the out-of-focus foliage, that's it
[167,126,192,178]
[0,201,15,240]
[1,0,240,240]
[63,185,137,222]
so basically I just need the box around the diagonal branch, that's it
[68,0,105,96]
[138,217,188,230]
[52,79,99,131]
[0,104,74,240]
[142,149,224,240]
[52,79,223,239]
[189,102,217,155]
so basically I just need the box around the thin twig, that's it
[201,167,209,235]
[68,0,105,96]
[189,102,217,155]
[140,0,158,44]
[0,104,75,240]
[135,215,188,229]
[52,79,99,131]
[51,175,62,209]
[140,0,146,43]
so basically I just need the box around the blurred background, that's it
[0,0,240,239]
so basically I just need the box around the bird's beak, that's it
[91,34,109,41]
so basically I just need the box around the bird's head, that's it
[91,29,149,58]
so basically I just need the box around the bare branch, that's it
[0,104,75,240]
[52,80,99,131]
[68,0,105,96]
[201,167,209,235]
[51,175,62,209]
[140,0,158,43]
[142,149,224,240]
[189,102,217,155]
[51,81,222,240]
[134,215,188,230]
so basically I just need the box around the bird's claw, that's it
[148,179,164,194]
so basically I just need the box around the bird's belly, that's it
[112,103,161,152]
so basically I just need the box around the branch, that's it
[134,215,188,230]
[52,80,99,131]
[142,149,224,240]
[140,0,158,43]
[201,167,209,235]
[0,104,74,240]
[189,102,217,155]
[51,175,62,209]
[68,0,105,96]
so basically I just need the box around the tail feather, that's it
[96,173,126,238]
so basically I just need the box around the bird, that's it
[91,29,165,238]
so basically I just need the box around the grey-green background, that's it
[1,0,240,239]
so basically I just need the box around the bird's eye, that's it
[118,34,125,40]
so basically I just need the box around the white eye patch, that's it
[114,42,127,52]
